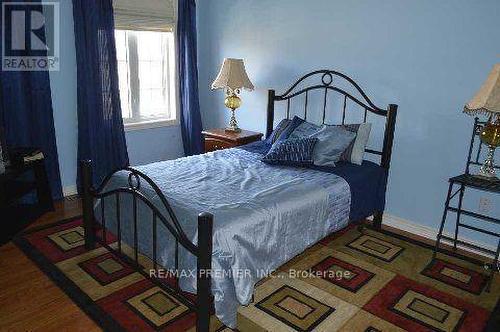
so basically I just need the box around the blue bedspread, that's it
[241,140,387,221]
[98,145,353,328]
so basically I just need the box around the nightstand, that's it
[202,129,263,152]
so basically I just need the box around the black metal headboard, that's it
[266,69,398,171]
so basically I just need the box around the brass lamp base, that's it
[224,92,242,133]
[477,145,497,179]
[476,118,499,180]
[225,108,241,132]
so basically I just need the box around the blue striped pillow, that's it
[266,116,305,144]
[262,137,318,166]
[266,119,292,143]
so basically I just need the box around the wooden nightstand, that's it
[202,129,263,152]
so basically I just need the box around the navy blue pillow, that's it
[266,116,305,143]
[266,119,291,143]
[262,137,318,166]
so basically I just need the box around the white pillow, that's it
[349,123,372,165]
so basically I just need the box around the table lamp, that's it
[211,58,254,132]
[464,63,500,179]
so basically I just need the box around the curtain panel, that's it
[177,0,204,156]
[72,0,129,190]
[0,0,63,199]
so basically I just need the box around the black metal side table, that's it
[0,158,54,244]
[0,159,54,211]
[433,118,500,292]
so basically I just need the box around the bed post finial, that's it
[197,212,213,332]
[81,160,96,249]
[266,90,276,139]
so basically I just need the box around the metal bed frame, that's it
[80,163,213,331]
[81,69,398,331]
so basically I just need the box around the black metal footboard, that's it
[80,160,213,332]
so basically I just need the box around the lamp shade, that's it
[211,58,254,91]
[464,63,500,116]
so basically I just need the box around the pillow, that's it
[262,137,318,167]
[266,119,291,144]
[288,120,321,139]
[310,125,356,167]
[266,116,304,143]
[276,118,372,165]
[337,123,372,165]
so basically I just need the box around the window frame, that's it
[115,29,179,132]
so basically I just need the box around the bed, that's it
[81,70,398,331]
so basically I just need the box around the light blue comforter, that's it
[98,147,351,327]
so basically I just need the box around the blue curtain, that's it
[0,0,63,199]
[72,0,129,189]
[177,0,204,156]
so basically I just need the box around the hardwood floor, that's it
[0,198,100,331]
[0,199,493,331]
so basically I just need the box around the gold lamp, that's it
[211,58,254,132]
[464,63,500,179]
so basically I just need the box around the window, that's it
[115,29,177,129]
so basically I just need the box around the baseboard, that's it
[381,213,497,258]
[62,185,78,197]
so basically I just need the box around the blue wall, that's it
[46,0,499,245]
[49,0,184,194]
[197,0,500,243]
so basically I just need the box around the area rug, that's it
[14,217,500,331]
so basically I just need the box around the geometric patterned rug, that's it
[14,217,500,331]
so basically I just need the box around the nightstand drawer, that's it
[204,138,234,152]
